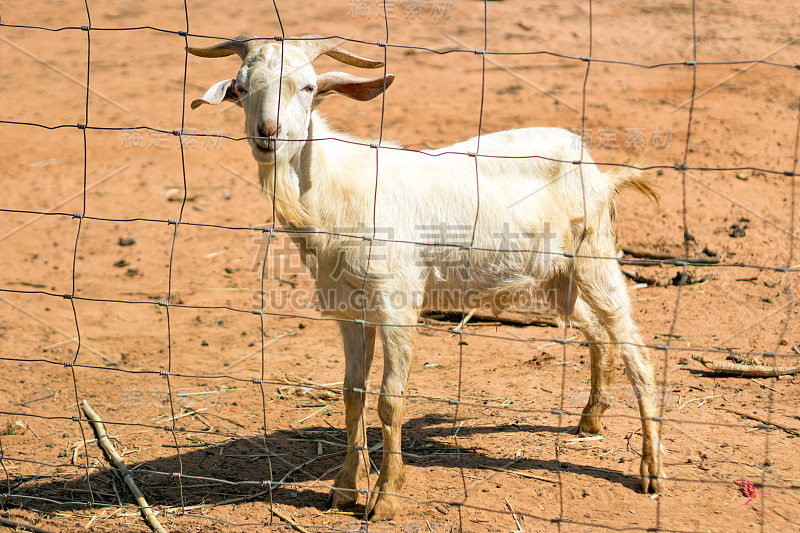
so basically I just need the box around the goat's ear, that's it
[314,72,395,104]
[190,79,240,110]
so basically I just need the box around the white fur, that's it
[191,36,664,520]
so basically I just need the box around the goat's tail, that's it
[607,158,659,203]
[258,164,317,229]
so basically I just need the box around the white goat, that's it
[189,34,664,520]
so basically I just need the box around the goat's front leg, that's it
[327,323,376,510]
[367,323,416,521]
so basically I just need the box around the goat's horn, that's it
[187,34,268,60]
[298,35,385,69]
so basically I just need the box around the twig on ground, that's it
[504,498,524,532]
[225,330,297,370]
[619,246,720,264]
[15,391,58,407]
[422,309,559,328]
[692,355,800,377]
[622,269,719,287]
[0,516,56,533]
[483,465,557,483]
[80,400,167,533]
[450,309,476,336]
[723,409,800,438]
[270,506,311,533]
[750,378,786,395]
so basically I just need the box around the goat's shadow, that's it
[6,414,637,515]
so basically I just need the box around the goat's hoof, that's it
[640,457,665,494]
[325,488,358,511]
[366,488,399,521]
[576,416,604,436]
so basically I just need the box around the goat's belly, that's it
[421,271,549,315]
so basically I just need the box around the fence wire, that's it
[1,1,799,532]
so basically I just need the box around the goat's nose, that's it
[257,121,281,139]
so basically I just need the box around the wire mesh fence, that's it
[1,1,798,532]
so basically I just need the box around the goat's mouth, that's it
[250,139,276,163]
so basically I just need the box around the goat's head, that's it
[188,34,394,165]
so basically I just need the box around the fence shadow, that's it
[6,413,636,516]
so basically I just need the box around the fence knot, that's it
[167,219,179,225]
[376,41,387,48]
[273,35,284,42]
[62,294,73,300]
[684,60,697,66]
[76,123,86,130]
[655,345,669,352]
[72,213,83,219]
[580,56,591,62]
[159,370,169,377]
[177,30,187,37]
[172,130,181,137]
[253,379,264,384]
[551,408,563,415]
[674,163,687,171]
[63,361,74,367]
[157,300,169,307]
[71,416,80,422]
[163,426,173,432]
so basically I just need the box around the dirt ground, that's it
[1,1,799,532]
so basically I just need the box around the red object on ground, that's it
[733,478,769,512]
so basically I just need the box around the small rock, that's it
[201,340,209,347]
[118,236,137,246]
[223,189,231,200]
[125,268,139,277]
[114,259,129,268]
[434,503,449,515]
[298,322,306,329]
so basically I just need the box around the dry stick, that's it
[80,400,167,533]
[619,246,720,264]
[224,331,296,370]
[504,498,524,533]
[449,308,476,336]
[0,516,56,533]
[692,355,800,377]
[422,309,559,328]
[484,465,558,484]
[723,409,800,438]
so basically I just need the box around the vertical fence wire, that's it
[0,1,798,532]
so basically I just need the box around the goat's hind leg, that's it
[571,297,615,436]
[544,278,614,435]
[575,259,664,493]
[327,323,376,510]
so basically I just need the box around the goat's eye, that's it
[303,85,316,93]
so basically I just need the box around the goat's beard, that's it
[257,156,316,229]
